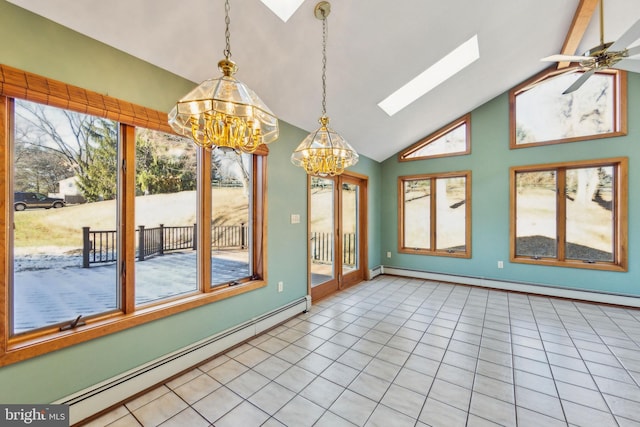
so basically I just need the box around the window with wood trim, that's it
[399,171,471,257]
[134,126,198,305]
[399,114,470,161]
[0,64,268,366]
[510,158,627,271]
[510,68,627,149]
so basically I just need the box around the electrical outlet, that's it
[278,281,283,292]
[498,261,504,269]
[290,214,300,224]
[386,251,391,258]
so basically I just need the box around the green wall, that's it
[381,73,640,298]
[0,1,381,403]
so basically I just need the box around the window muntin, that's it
[1,65,268,365]
[511,158,626,271]
[510,69,626,148]
[399,171,471,257]
[399,114,471,161]
[135,127,198,305]
[12,99,119,334]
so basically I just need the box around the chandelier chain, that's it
[224,0,232,59]
[321,15,327,117]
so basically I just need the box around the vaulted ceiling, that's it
[8,0,640,161]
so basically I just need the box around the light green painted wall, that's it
[381,73,640,298]
[0,1,191,112]
[0,1,381,403]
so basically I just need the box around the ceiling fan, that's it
[541,0,640,94]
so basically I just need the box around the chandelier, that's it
[168,0,279,153]
[291,1,358,176]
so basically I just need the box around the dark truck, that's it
[14,192,66,211]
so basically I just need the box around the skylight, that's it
[260,0,305,22]
[378,35,480,116]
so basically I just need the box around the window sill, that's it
[399,248,471,259]
[2,279,267,367]
[510,257,626,272]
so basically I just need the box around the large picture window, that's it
[510,68,626,148]
[134,127,198,305]
[12,99,120,334]
[0,64,268,365]
[210,150,252,287]
[510,158,627,271]
[399,171,471,258]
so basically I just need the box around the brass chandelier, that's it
[168,0,279,153]
[291,1,358,176]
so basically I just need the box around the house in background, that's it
[56,176,85,204]
[0,0,639,425]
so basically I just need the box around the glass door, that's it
[309,173,366,301]
[310,177,338,298]
[340,175,365,287]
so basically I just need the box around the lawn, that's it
[13,188,248,252]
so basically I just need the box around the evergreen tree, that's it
[135,130,196,195]
[76,119,118,201]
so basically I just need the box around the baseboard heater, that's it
[382,266,640,308]
[368,265,383,280]
[56,295,311,425]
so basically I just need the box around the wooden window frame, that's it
[398,170,471,258]
[509,157,628,271]
[0,64,269,366]
[509,67,627,149]
[399,114,471,161]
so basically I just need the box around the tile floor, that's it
[86,275,640,426]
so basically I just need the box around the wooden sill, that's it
[1,279,266,367]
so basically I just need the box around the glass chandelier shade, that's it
[291,1,358,176]
[291,115,359,176]
[168,1,278,153]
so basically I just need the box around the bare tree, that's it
[15,100,108,180]
[212,149,250,195]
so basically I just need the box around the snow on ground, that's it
[11,251,249,334]
[14,252,83,272]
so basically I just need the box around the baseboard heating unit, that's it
[383,267,640,308]
[56,295,311,425]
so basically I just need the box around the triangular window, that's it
[400,114,470,161]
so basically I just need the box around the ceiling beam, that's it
[558,0,600,68]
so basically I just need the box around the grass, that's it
[13,189,248,250]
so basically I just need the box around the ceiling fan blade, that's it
[615,58,640,73]
[541,54,588,63]
[563,69,596,94]
[519,67,579,92]
[625,45,640,57]
[609,19,640,51]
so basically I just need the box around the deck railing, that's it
[82,223,247,267]
[310,232,356,266]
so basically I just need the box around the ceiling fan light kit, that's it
[541,0,640,93]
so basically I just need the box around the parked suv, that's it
[14,192,66,211]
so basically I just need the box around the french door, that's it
[309,172,367,301]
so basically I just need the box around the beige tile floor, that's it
[85,275,640,426]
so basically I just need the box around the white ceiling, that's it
[8,0,640,162]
